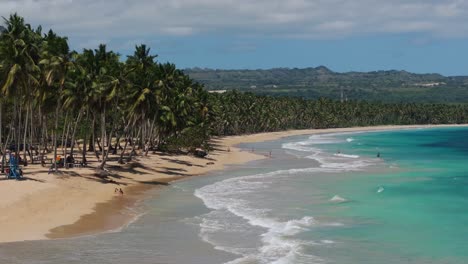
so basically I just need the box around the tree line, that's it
[186,67,468,103]
[209,91,468,136]
[0,14,211,172]
[1,14,467,173]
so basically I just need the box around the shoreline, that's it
[1,124,467,244]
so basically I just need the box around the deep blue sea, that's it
[0,127,467,264]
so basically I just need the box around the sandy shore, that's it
[0,124,466,243]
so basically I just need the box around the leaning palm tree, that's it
[123,44,159,159]
[39,29,73,172]
[78,44,122,170]
[0,13,41,163]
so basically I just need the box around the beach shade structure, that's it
[5,154,23,180]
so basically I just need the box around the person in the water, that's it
[377,152,381,158]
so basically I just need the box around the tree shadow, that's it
[208,139,228,152]
[107,163,154,176]
[154,169,189,177]
[80,174,130,185]
[53,170,82,178]
[137,180,170,186]
[160,157,204,167]
[159,166,187,172]
[20,176,46,183]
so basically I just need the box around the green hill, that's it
[185,67,468,103]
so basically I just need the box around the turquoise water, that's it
[189,127,468,263]
[310,128,468,264]
[0,127,467,264]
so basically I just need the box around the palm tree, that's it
[39,29,73,171]
[82,44,122,170]
[124,44,158,158]
[0,13,41,163]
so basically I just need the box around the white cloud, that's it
[1,0,468,48]
[316,21,355,31]
[161,26,195,36]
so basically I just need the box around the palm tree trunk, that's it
[91,116,100,161]
[88,115,95,151]
[140,115,145,150]
[82,113,89,164]
[53,99,61,172]
[101,106,106,161]
[98,128,114,169]
[62,120,71,167]
[22,105,29,166]
[118,136,129,164]
[1,125,13,174]
[145,116,157,156]
[112,135,120,155]
[37,110,44,165]
[70,111,83,158]
[0,101,3,156]
[118,120,132,164]
[15,101,21,159]
[29,103,34,163]
[96,137,102,152]
[128,127,141,162]
[60,112,69,158]
[43,115,49,152]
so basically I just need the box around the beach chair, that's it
[6,154,22,180]
[74,159,84,168]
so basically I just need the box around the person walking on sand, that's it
[119,188,124,195]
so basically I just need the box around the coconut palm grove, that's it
[1,14,468,173]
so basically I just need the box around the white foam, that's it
[307,134,342,144]
[319,222,344,227]
[333,153,359,159]
[172,185,188,192]
[346,138,354,142]
[194,169,333,263]
[282,134,342,153]
[282,141,319,153]
[330,195,348,203]
[193,133,379,263]
[310,156,373,171]
[283,134,374,171]
[195,211,258,257]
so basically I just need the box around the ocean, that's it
[1,127,467,264]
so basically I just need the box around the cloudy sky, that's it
[2,0,468,75]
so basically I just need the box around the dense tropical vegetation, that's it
[210,91,468,135]
[0,14,211,173]
[186,67,468,103]
[1,14,468,174]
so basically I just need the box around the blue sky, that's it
[142,34,468,76]
[2,0,468,76]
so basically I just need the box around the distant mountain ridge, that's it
[184,66,468,103]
